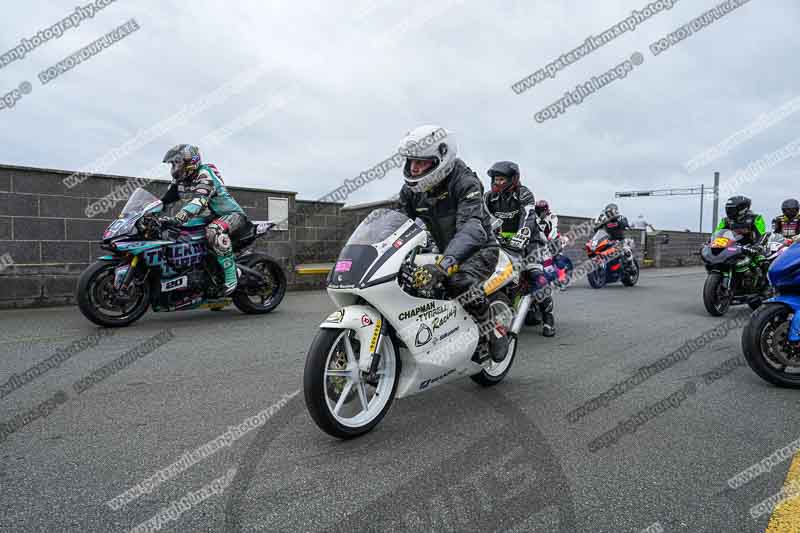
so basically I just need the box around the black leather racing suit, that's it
[596,214,634,269]
[483,185,536,235]
[484,185,554,318]
[399,158,497,314]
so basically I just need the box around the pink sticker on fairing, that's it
[335,260,352,272]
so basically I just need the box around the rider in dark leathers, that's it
[716,195,767,247]
[772,198,800,241]
[595,203,635,272]
[484,161,555,337]
[397,125,510,362]
[158,144,248,295]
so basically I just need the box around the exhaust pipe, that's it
[510,294,532,335]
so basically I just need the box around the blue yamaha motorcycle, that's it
[742,239,800,387]
[76,188,286,327]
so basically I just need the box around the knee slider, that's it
[206,222,232,254]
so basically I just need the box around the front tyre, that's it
[703,272,732,316]
[742,303,800,388]
[77,260,150,327]
[232,254,286,314]
[304,328,400,439]
[588,264,607,289]
[622,259,640,287]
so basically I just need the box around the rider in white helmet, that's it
[397,125,510,363]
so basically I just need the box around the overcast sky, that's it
[0,0,796,231]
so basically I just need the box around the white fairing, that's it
[322,218,487,398]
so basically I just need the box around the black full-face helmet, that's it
[604,203,619,219]
[487,161,521,194]
[782,198,799,219]
[725,196,751,222]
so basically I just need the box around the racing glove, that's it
[743,244,765,256]
[411,256,457,292]
[508,227,531,252]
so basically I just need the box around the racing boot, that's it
[488,326,510,363]
[217,252,238,295]
[476,307,510,363]
[540,300,555,337]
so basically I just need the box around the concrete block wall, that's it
[645,230,711,267]
[0,164,335,308]
[0,162,716,308]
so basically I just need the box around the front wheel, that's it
[76,260,150,327]
[587,263,607,289]
[304,328,400,439]
[742,303,800,388]
[703,272,732,316]
[622,259,640,287]
[232,254,286,314]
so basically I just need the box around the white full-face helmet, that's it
[398,125,457,193]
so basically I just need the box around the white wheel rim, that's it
[323,330,396,428]
[485,336,515,377]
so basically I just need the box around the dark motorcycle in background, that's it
[585,228,639,289]
[700,229,784,317]
[76,188,286,327]
[742,238,800,387]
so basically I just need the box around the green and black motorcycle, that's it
[701,229,779,316]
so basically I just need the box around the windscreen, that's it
[590,229,609,244]
[346,209,410,246]
[709,229,740,245]
[121,188,162,217]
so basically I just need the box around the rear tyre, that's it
[703,272,732,316]
[232,254,286,314]
[77,260,150,327]
[471,292,517,386]
[742,303,800,388]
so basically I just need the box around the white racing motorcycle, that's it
[303,209,534,438]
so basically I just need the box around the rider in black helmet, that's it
[595,203,635,272]
[483,161,555,337]
[716,196,766,246]
[772,198,800,241]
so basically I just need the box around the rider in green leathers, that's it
[159,144,247,295]
[715,195,767,246]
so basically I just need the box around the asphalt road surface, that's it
[1,267,798,532]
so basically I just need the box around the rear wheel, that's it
[471,292,517,386]
[77,261,150,327]
[304,328,400,438]
[232,254,286,314]
[742,303,800,388]
[703,272,732,316]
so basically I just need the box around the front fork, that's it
[113,255,140,291]
[364,319,387,386]
[721,269,733,290]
